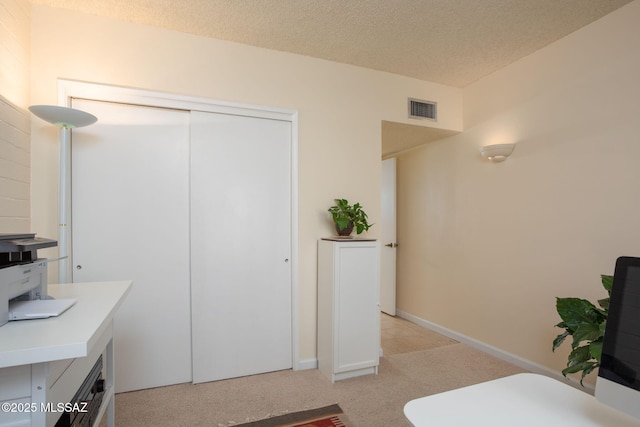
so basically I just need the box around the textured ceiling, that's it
[30,0,633,156]
[30,0,632,88]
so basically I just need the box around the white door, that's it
[380,158,397,315]
[71,99,193,392]
[190,111,293,383]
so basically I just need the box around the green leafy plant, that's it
[328,198,372,235]
[552,274,612,385]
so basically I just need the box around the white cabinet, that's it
[0,281,131,427]
[317,238,380,382]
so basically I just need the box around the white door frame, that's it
[57,79,301,370]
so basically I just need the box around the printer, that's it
[0,233,57,327]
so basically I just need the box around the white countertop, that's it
[404,373,640,427]
[0,281,132,368]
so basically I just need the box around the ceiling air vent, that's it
[408,98,437,121]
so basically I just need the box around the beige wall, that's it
[28,5,462,363]
[397,0,640,383]
[0,0,30,232]
[16,0,640,385]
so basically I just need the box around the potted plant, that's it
[552,274,612,385]
[328,198,373,236]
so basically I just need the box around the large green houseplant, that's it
[552,274,612,385]
[328,198,372,236]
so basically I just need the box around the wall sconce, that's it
[480,143,516,163]
[29,105,98,283]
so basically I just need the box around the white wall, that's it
[397,0,640,383]
[0,0,30,232]
[28,4,462,363]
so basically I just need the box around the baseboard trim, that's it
[296,358,318,371]
[396,309,594,393]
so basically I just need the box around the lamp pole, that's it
[29,105,97,284]
[59,125,72,283]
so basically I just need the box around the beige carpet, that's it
[110,316,525,426]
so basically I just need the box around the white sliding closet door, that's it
[71,99,192,392]
[190,111,292,383]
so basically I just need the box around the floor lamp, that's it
[29,105,97,284]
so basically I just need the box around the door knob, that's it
[76,265,82,270]
[385,243,398,248]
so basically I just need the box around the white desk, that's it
[404,373,640,427]
[0,281,132,427]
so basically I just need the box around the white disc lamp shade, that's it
[28,105,97,128]
[480,143,516,163]
[29,105,97,284]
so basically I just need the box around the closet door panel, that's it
[190,111,292,383]
[71,99,192,392]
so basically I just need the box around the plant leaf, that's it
[561,361,599,386]
[556,297,602,331]
[552,331,570,352]
[328,199,372,234]
[601,275,613,296]
[553,274,610,384]
[589,338,603,362]
[335,218,350,231]
[579,363,598,386]
[554,321,567,329]
[568,345,592,364]
[562,360,597,377]
[597,297,610,312]
[572,322,604,349]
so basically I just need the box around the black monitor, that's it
[596,256,640,419]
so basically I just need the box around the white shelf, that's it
[317,239,380,382]
[92,386,115,427]
[0,281,131,368]
[0,281,131,427]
